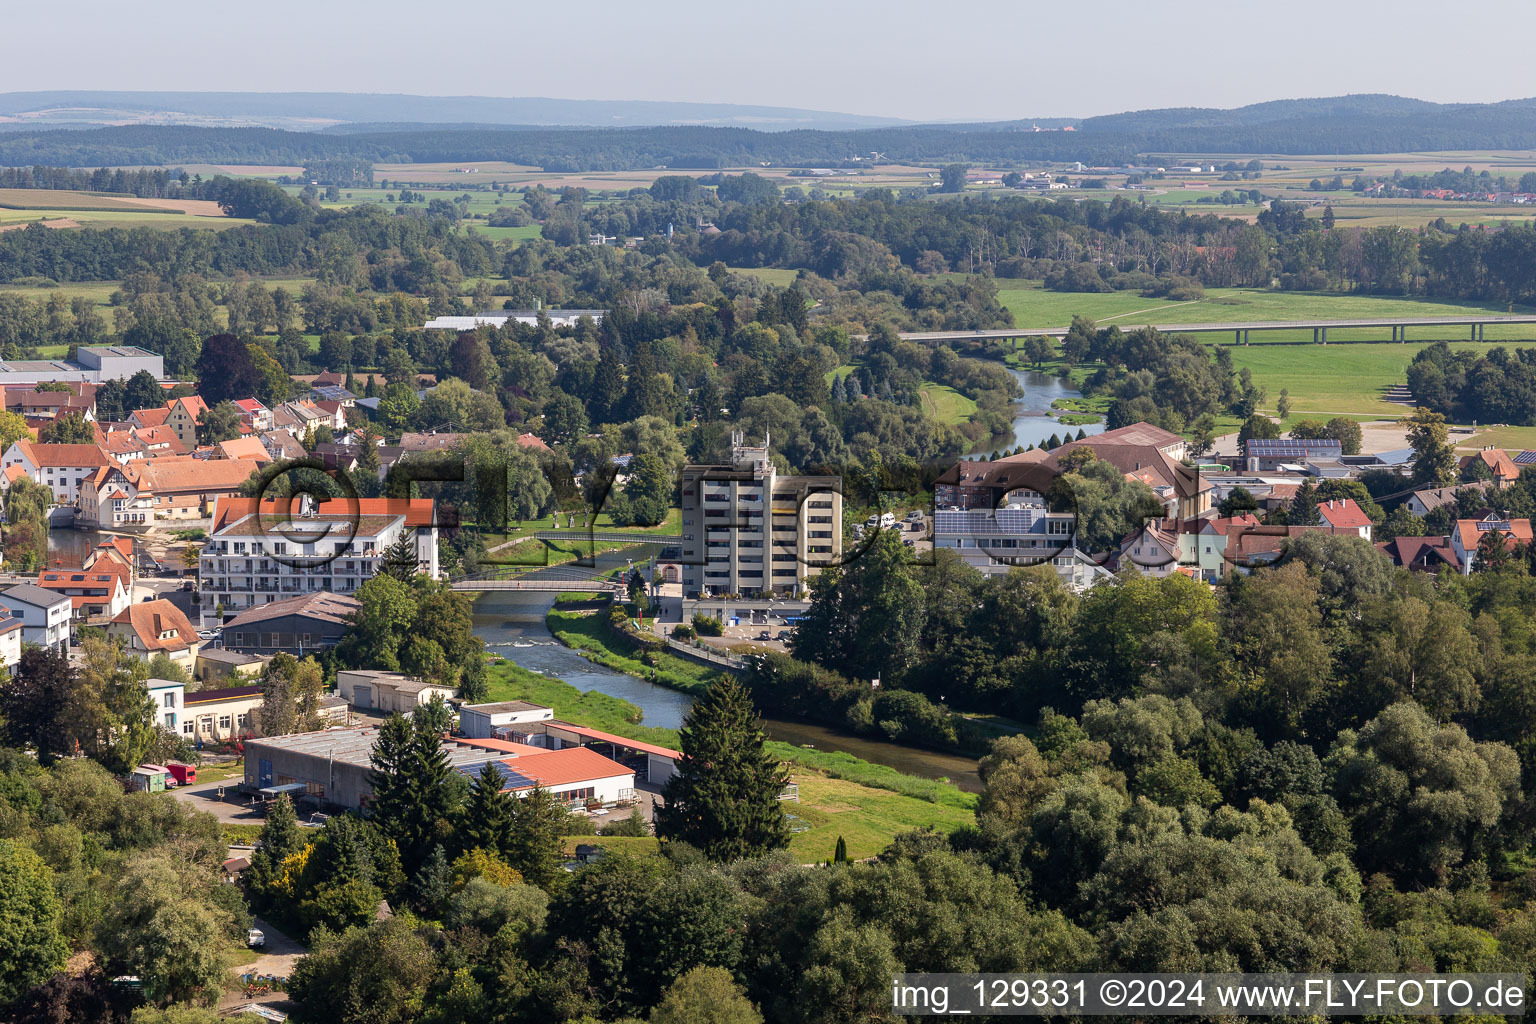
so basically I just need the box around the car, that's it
[865,514,879,526]
[197,629,220,641]
[906,510,924,521]
[756,630,772,641]
[247,929,265,949]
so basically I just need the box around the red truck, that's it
[165,762,197,785]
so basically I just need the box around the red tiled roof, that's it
[210,496,437,533]
[110,599,200,653]
[495,746,635,790]
[547,721,680,759]
[1317,498,1372,530]
[11,440,110,469]
[1455,517,1534,553]
[1460,448,1520,481]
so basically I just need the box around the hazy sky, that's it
[6,0,1535,122]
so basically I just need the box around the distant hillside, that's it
[0,91,912,132]
[2,94,1535,170]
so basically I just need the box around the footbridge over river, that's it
[897,314,1536,345]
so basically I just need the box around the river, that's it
[471,584,982,792]
[971,367,1107,455]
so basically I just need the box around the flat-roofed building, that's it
[680,433,842,599]
[245,724,636,810]
[459,700,556,738]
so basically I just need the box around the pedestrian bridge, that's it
[898,313,1536,345]
[449,577,624,593]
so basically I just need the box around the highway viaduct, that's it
[897,314,1536,345]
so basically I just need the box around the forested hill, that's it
[4,95,1536,170]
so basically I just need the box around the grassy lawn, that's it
[1228,341,1521,416]
[546,606,716,696]
[729,266,801,287]
[785,772,975,862]
[197,760,247,783]
[917,384,977,425]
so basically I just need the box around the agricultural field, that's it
[992,281,1536,342]
[730,266,801,287]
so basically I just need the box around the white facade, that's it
[2,585,71,653]
[337,670,455,714]
[423,310,606,331]
[459,701,556,739]
[0,617,21,675]
[680,437,842,599]
[199,498,440,623]
[933,505,1112,590]
[148,678,186,734]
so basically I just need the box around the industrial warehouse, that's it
[243,700,679,811]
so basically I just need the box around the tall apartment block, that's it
[679,434,842,599]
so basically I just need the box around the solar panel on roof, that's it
[457,761,535,790]
[1515,451,1536,465]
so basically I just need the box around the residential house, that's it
[0,583,71,653]
[308,384,355,407]
[85,536,136,580]
[1118,514,1262,582]
[5,386,96,422]
[108,599,202,672]
[199,496,440,623]
[79,455,256,526]
[148,678,186,734]
[336,669,455,713]
[127,406,170,432]
[1458,447,1520,488]
[183,684,264,741]
[261,430,307,462]
[215,436,271,464]
[1316,498,1374,540]
[1,440,111,504]
[1404,484,1495,518]
[164,396,209,448]
[1377,535,1461,573]
[0,603,22,674]
[1450,515,1534,575]
[221,591,359,655]
[35,566,130,623]
[231,398,273,433]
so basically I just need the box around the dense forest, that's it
[5,95,1536,169]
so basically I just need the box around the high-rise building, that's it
[679,434,842,599]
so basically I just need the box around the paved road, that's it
[168,776,264,824]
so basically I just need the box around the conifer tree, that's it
[369,713,456,872]
[656,677,789,861]
[507,786,568,889]
[379,531,420,581]
[460,761,515,859]
[411,844,453,916]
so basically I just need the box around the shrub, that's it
[672,624,696,641]
[691,613,724,637]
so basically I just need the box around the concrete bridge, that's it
[450,577,624,593]
[898,314,1536,345]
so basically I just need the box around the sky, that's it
[4,0,1534,123]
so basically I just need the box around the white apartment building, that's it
[199,496,439,624]
[680,434,842,599]
[933,502,1112,590]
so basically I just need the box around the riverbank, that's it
[481,655,975,859]
[546,604,714,697]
